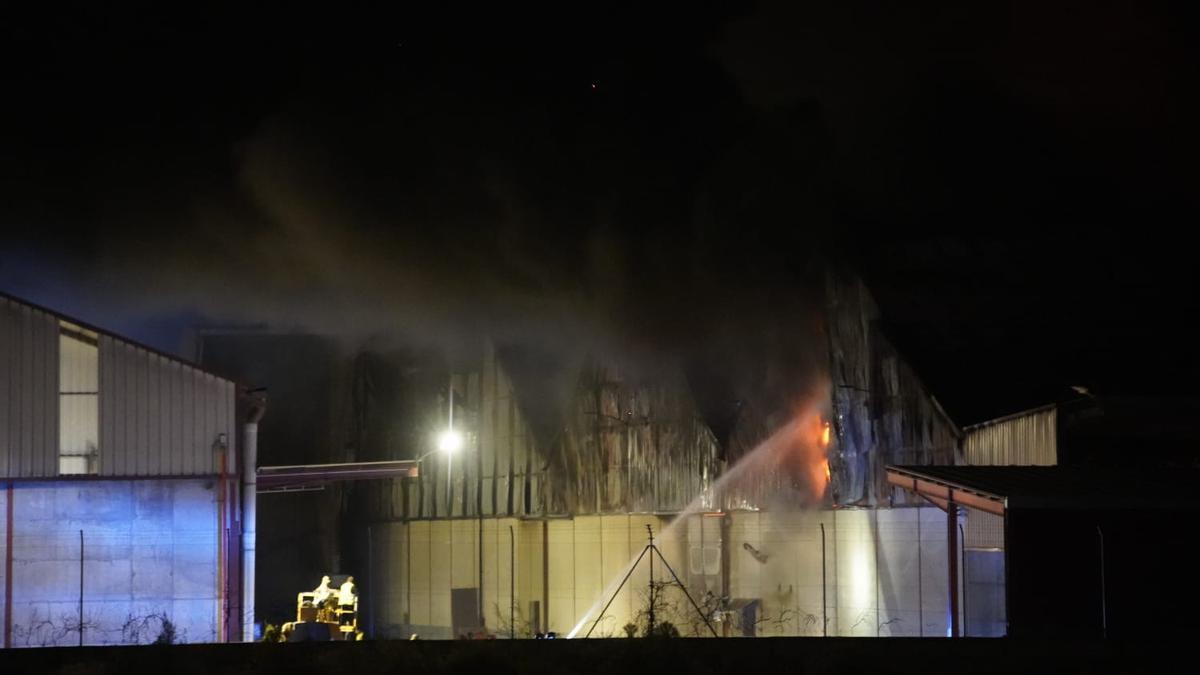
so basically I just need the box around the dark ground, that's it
[0,638,1176,675]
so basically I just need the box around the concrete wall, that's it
[1,479,220,647]
[367,515,674,639]
[367,506,966,639]
[727,508,955,637]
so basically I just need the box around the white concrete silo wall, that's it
[727,508,953,637]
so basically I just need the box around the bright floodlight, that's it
[437,429,463,453]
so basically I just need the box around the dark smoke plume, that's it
[6,31,837,426]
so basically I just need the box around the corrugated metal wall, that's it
[0,297,59,477]
[99,336,236,476]
[558,363,720,515]
[823,270,961,506]
[361,270,960,519]
[869,330,962,500]
[963,407,1057,466]
[1,294,236,479]
[359,343,721,520]
[360,343,549,521]
[966,509,1005,550]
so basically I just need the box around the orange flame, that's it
[791,413,833,502]
[817,420,831,497]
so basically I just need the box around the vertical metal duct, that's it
[242,391,267,641]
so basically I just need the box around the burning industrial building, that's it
[192,266,965,640]
[4,6,1196,651]
[8,274,1198,646]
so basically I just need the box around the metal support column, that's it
[947,503,960,637]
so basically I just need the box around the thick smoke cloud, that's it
[0,7,972,422]
[24,40,835,427]
[4,4,1193,427]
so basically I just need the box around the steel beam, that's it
[885,470,1006,516]
[257,460,420,492]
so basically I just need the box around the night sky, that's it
[2,3,1197,424]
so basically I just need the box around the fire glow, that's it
[821,420,832,484]
[784,408,834,502]
[797,413,833,501]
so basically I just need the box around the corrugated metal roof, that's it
[889,464,1200,511]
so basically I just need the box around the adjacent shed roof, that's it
[887,465,1200,512]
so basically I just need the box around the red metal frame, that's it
[4,482,12,648]
[885,469,1007,516]
[216,451,226,642]
[886,466,1006,639]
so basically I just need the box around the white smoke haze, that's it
[78,83,831,404]
[0,41,839,431]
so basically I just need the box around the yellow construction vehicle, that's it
[281,574,360,641]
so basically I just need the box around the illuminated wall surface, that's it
[367,507,992,639]
[0,480,220,646]
[1,294,236,648]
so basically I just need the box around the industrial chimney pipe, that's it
[243,390,267,642]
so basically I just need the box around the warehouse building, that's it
[1,292,255,647]
[202,269,967,639]
[932,394,1200,638]
[887,463,1200,638]
[348,343,962,639]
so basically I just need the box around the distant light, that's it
[820,423,831,447]
[591,83,597,90]
[437,429,463,453]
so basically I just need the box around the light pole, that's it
[411,439,462,519]
[439,380,460,514]
[415,430,462,506]
[413,380,462,516]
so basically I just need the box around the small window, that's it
[59,324,99,475]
